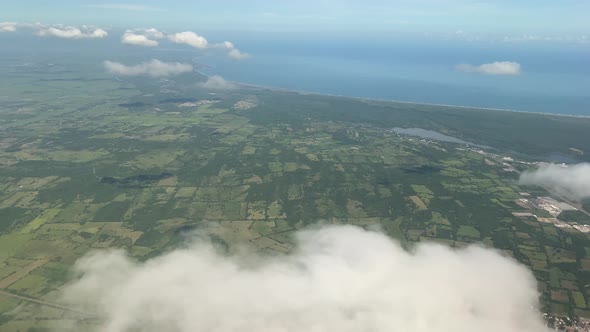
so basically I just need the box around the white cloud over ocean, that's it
[168,31,209,49]
[456,61,521,75]
[103,59,193,77]
[228,48,251,60]
[130,30,250,59]
[1,22,109,39]
[121,28,164,47]
[121,33,158,46]
[1,22,250,59]
[61,225,548,332]
[37,25,108,39]
[0,22,17,32]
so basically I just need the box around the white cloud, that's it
[218,40,251,60]
[37,25,108,39]
[144,28,164,39]
[86,4,162,11]
[228,48,251,60]
[121,28,164,47]
[519,163,590,201]
[103,59,193,77]
[0,22,112,40]
[198,75,237,90]
[0,22,17,32]
[222,41,234,49]
[168,31,209,49]
[117,29,251,58]
[121,33,158,47]
[456,61,521,75]
[61,225,548,332]
[1,26,16,32]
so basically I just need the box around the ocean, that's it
[198,34,590,115]
[2,31,589,115]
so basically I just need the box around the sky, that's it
[2,0,589,37]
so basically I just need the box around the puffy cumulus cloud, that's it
[198,75,237,90]
[0,22,17,32]
[168,31,209,49]
[166,32,250,59]
[1,22,110,39]
[222,41,234,49]
[117,29,251,59]
[216,40,251,60]
[143,28,164,39]
[519,163,590,201]
[37,25,108,39]
[60,225,548,332]
[121,33,158,47]
[217,40,251,59]
[121,28,164,47]
[456,61,521,75]
[103,59,193,77]
[228,48,251,60]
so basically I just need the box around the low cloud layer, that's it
[61,225,548,332]
[103,59,193,77]
[198,75,237,90]
[168,31,209,49]
[0,22,17,32]
[456,61,521,75]
[37,25,108,39]
[4,22,250,59]
[121,28,164,47]
[0,22,108,39]
[119,30,250,59]
[218,40,251,59]
[520,163,590,201]
[121,33,158,47]
[227,47,251,60]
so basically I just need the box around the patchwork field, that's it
[2,55,590,330]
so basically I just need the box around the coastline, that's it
[234,80,590,119]
[194,68,590,119]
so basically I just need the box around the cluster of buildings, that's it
[514,195,590,233]
[544,313,590,331]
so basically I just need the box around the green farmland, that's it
[2,55,590,330]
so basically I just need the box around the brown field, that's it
[0,259,49,289]
[409,195,427,210]
[551,290,570,303]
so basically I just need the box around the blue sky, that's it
[2,0,589,36]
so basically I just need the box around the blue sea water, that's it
[199,34,590,115]
[1,31,588,115]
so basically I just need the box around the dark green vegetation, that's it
[100,172,174,187]
[559,211,590,224]
[252,93,590,162]
[2,56,590,330]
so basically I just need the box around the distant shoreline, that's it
[195,69,590,119]
[234,81,590,119]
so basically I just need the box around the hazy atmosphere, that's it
[1,1,590,331]
[2,0,590,114]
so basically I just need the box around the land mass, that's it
[1,56,590,330]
